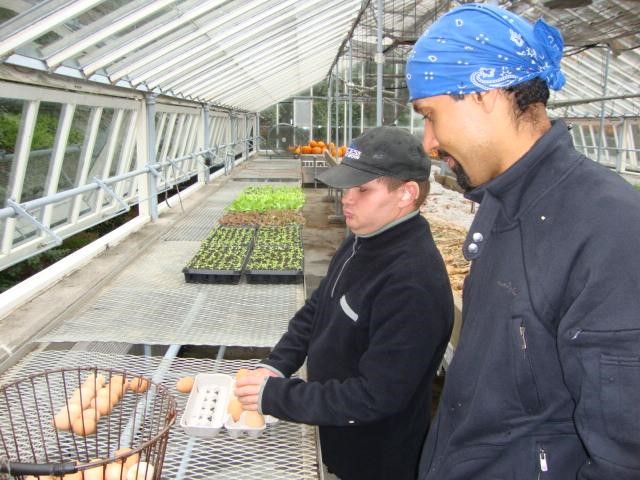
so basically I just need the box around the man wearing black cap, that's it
[235,126,454,480]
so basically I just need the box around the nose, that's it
[421,121,438,153]
[342,187,356,205]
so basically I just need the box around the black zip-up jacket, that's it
[419,120,640,479]
[258,212,453,480]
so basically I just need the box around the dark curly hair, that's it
[450,77,550,118]
[504,77,550,116]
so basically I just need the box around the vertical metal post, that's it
[201,104,211,183]
[335,62,340,147]
[347,39,353,145]
[361,62,365,133]
[255,112,260,151]
[327,73,333,145]
[375,0,384,126]
[596,47,610,165]
[244,115,249,160]
[145,93,159,220]
[310,85,314,141]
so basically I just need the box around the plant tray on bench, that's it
[183,267,243,285]
[183,245,250,284]
[244,269,304,284]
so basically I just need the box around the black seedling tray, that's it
[183,267,242,285]
[244,269,304,284]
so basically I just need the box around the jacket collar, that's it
[357,209,420,238]
[354,210,423,251]
[461,119,576,261]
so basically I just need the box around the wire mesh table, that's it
[0,351,320,480]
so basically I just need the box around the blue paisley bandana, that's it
[406,3,566,101]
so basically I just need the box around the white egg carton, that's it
[180,373,232,437]
[180,373,277,439]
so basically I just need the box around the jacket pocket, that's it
[600,353,640,446]
[510,318,543,414]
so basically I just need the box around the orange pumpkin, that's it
[301,145,312,154]
[309,140,317,148]
[311,146,322,154]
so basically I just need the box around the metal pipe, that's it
[376,0,384,126]
[348,39,353,145]
[145,94,159,220]
[596,47,611,164]
[0,143,247,222]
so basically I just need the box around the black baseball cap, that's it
[316,126,430,188]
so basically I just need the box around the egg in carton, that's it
[224,378,277,438]
[180,372,279,439]
[224,408,267,439]
[179,373,233,437]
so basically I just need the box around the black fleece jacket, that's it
[259,212,453,480]
[419,120,640,479]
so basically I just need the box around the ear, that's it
[399,181,419,206]
[473,89,499,113]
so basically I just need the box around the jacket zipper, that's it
[519,325,528,350]
[331,237,358,298]
[537,446,548,479]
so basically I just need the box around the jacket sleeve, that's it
[259,279,452,426]
[259,282,321,378]
[548,205,640,479]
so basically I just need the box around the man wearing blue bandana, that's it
[407,3,640,480]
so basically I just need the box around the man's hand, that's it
[234,368,278,411]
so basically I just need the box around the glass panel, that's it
[90,108,115,177]
[312,98,326,142]
[58,105,92,193]
[108,111,129,177]
[363,102,377,130]
[294,99,311,132]
[76,108,114,215]
[0,7,20,28]
[0,97,23,205]
[260,106,276,143]
[278,102,293,125]
[21,101,62,203]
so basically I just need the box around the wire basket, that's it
[0,366,177,479]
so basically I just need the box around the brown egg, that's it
[84,459,104,480]
[60,460,83,479]
[105,461,128,480]
[71,386,95,409]
[175,376,195,393]
[71,409,98,436]
[227,396,243,422]
[235,368,250,380]
[244,411,265,428]
[52,402,83,430]
[126,462,154,480]
[83,373,107,390]
[62,469,83,480]
[109,375,126,398]
[127,377,149,393]
[94,388,112,416]
[115,447,139,469]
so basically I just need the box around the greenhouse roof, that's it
[0,0,638,117]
